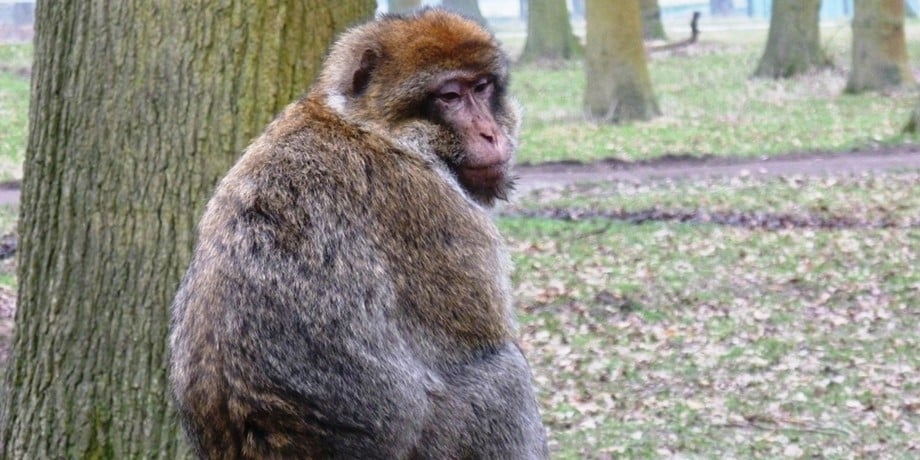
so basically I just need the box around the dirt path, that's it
[0,146,919,206]
[513,144,920,194]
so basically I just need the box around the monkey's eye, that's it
[437,92,462,103]
[473,79,492,93]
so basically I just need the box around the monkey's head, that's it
[316,8,519,206]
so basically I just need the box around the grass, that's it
[0,43,30,182]
[501,172,920,458]
[505,20,920,164]
[0,43,32,69]
[506,172,920,225]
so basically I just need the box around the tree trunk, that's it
[641,0,667,40]
[753,0,827,78]
[520,0,583,62]
[846,0,914,93]
[443,0,487,25]
[584,0,660,122]
[0,1,374,458]
[905,103,920,133]
[390,0,421,13]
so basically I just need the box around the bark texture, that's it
[584,0,660,122]
[520,0,583,62]
[846,0,914,93]
[640,0,666,40]
[753,0,827,78]
[0,1,374,458]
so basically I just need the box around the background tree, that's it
[904,100,920,133]
[390,0,422,13]
[846,0,914,93]
[641,0,667,40]
[0,1,374,458]
[442,0,487,25]
[584,0,660,122]
[753,0,828,78]
[520,0,583,62]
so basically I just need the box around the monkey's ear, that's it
[352,49,378,96]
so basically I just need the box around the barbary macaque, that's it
[169,9,547,459]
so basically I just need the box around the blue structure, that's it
[657,0,920,20]
[747,0,856,20]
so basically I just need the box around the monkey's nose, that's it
[480,132,496,145]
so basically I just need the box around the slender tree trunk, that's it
[0,1,374,458]
[640,0,667,40]
[753,0,828,79]
[905,103,920,133]
[443,0,487,25]
[390,0,421,13]
[520,0,583,62]
[585,0,660,122]
[846,0,914,93]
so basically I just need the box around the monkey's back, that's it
[169,99,546,459]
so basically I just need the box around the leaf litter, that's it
[501,171,920,458]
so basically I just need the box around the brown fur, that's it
[169,9,547,459]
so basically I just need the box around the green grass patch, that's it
[505,21,920,164]
[509,172,920,225]
[500,172,920,458]
[0,43,32,70]
[0,43,30,181]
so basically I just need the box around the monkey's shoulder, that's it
[215,102,487,224]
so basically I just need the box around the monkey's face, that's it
[427,71,514,204]
[316,9,519,207]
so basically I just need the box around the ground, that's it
[512,144,920,195]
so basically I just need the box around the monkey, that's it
[168,8,548,460]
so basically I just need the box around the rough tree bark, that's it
[641,0,667,40]
[753,0,828,79]
[584,0,660,122]
[846,0,914,93]
[0,1,374,458]
[520,0,583,62]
